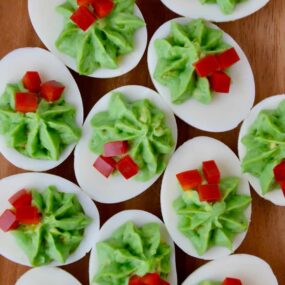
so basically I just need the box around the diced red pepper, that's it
[77,0,93,6]
[40,80,65,102]
[280,181,285,197]
[198,184,221,202]
[104,141,128,157]
[193,55,220,77]
[217,48,240,70]
[209,71,231,93]
[70,6,96,31]
[0,210,18,232]
[8,189,32,209]
[15,92,38,113]
[273,161,285,182]
[22,71,41,92]
[176,170,202,191]
[116,155,139,179]
[15,206,41,225]
[93,155,117,178]
[202,160,221,184]
[141,273,160,285]
[129,275,141,285]
[222,277,243,285]
[92,0,114,18]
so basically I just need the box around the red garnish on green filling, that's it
[222,277,243,285]
[193,47,240,94]
[273,160,285,197]
[129,273,170,285]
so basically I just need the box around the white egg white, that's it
[28,0,147,78]
[16,267,82,285]
[182,254,278,285]
[0,172,100,267]
[160,0,270,22]
[238,94,285,206]
[89,210,177,285]
[147,17,255,132]
[0,47,83,171]
[161,136,252,260]
[74,85,177,204]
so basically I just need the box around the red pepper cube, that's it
[70,6,96,31]
[202,160,221,184]
[40,80,65,102]
[8,189,32,209]
[176,170,202,191]
[0,210,18,232]
[280,181,285,197]
[93,155,117,178]
[209,71,231,93]
[16,206,41,225]
[217,48,240,70]
[117,155,139,180]
[77,0,93,6]
[128,275,141,285]
[198,184,221,202]
[104,141,128,157]
[15,92,38,113]
[193,55,220,77]
[141,273,161,285]
[92,0,114,18]
[273,161,285,182]
[22,71,41,92]
[222,277,243,285]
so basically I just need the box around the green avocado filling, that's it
[55,0,145,75]
[93,222,171,285]
[241,100,285,194]
[174,176,251,256]
[154,19,230,104]
[199,0,247,14]
[89,92,174,181]
[198,281,221,285]
[0,82,81,160]
[12,186,91,266]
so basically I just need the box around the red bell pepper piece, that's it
[77,0,93,6]
[222,277,243,285]
[0,210,18,232]
[176,170,202,191]
[104,141,128,157]
[93,155,117,178]
[217,48,240,70]
[15,92,38,113]
[70,6,96,31]
[129,275,141,285]
[92,0,114,18]
[198,184,221,202]
[141,273,160,285]
[193,55,220,77]
[8,189,32,209]
[202,160,221,184]
[22,71,41,92]
[280,181,285,197]
[40,80,65,102]
[116,155,139,179]
[273,161,285,182]
[15,206,41,225]
[209,71,231,93]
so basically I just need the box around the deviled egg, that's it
[28,0,147,78]
[238,94,285,206]
[161,136,252,260]
[89,210,177,285]
[74,85,177,203]
[147,18,255,132]
[0,172,100,266]
[0,47,83,171]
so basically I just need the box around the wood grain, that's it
[0,0,285,284]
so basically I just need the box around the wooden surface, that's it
[0,0,285,284]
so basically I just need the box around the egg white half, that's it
[161,136,252,260]
[182,254,278,285]
[0,47,83,171]
[160,0,270,22]
[0,172,100,267]
[89,210,177,285]
[74,85,177,204]
[238,94,285,206]
[28,0,147,78]
[147,17,255,132]
[16,267,82,285]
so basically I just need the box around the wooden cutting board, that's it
[0,0,284,284]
